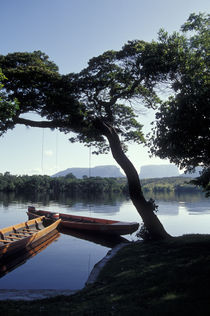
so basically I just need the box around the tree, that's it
[0,46,172,239]
[3,14,207,239]
[149,13,210,195]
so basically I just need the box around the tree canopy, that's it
[0,40,178,148]
[0,51,83,136]
[149,13,210,194]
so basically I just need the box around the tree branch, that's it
[14,117,62,129]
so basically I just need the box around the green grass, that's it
[1,234,210,315]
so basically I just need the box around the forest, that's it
[0,172,201,195]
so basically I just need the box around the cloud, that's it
[27,168,42,175]
[44,150,53,157]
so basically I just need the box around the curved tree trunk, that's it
[15,117,171,240]
[96,120,171,240]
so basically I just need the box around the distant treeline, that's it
[0,172,127,195]
[0,172,202,195]
[141,177,201,194]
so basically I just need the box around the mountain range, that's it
[52,165,124,178]
[52,164,202,179]
[139,164,180,179]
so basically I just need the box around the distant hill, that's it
[180,166,203,178]
[139,164,180,179]
[54,164,181,179]
[52,165,125,178]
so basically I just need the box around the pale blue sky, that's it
[1,0,209,175]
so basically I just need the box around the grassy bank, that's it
[1,234,210,315]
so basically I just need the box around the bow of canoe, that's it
[0,216,61,259]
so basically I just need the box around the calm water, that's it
[0,192,209,293]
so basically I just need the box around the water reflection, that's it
[0,192,208,222]
[0,192,125,214]
[184,200,210,215]
[0,191,209,292]
[156,201,179,216]
[0,228,127,282]
[59,227,129,248]
[144,191,207,203]
[0,232,60,279]
[0,191,207,206]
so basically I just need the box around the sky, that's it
[0,0,209,176]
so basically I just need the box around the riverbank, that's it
[1,234,210,315]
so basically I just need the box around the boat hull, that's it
[27,207,139,235]
[0,231,60,278]
[0,217,61,260]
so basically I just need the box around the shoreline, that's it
[86,241,131,285]
[0,289,76,301]
[0,241,131,301]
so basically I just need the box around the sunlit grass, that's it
[161,292,181,301]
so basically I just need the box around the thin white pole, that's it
[89,146,91,177]
[41,129,44,175]
[55,130,58,173]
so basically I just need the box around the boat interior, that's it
[0,217,47,245]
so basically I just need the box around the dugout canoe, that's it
[0,231,60,278]
[0,216,61,259]
[27,206,139,235]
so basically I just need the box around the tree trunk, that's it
[96,120,171,240]
[15,116,171,240]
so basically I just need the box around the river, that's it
[0,192,209,298]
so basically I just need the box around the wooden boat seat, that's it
[0,239,11,243]
[9,232,33,236]
[4,235,23,240]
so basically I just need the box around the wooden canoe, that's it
[0,216,61,259]
[27,206,139,235]
[0,231,60,278]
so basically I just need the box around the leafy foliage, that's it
[0,39,180,152]
[0,173,201,195]
[0,51,81,135]
[150,13,210,172]
[0,69,19,134]
[141,176,201,194]
[69,39,182,152]
[190,167,210,197]
[0,172,127,195]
